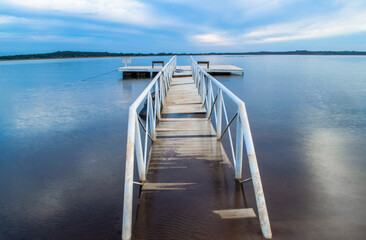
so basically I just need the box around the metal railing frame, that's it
[122,56,176,240]
[191,57,272,239]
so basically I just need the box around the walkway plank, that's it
[161,77,205,114]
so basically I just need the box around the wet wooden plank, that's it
[159,118,207,121]
[150,136,230,163]
[170,77,194,85]
[142,183,195,191]
[169,85,196,90]
[173,70,192,77]
[168,87,198,93]
[165,94,201,102]
[162,78,205,114]
[162,105,206,114]
[213,208,257,219]
[157,118,213,128]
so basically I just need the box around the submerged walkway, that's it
[122,56,271,240]
[133,71,262,239]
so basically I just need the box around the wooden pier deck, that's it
[122,56,271,240]
[132,70,261,239]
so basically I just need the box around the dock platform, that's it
[122,56,271,240]
[118,64,243,78]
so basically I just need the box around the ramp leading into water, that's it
[122,56,271,239]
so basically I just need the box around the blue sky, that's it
[0,0,366,55]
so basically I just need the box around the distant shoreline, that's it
[1,50,366,61]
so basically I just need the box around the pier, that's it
[122,56,271,239]
[118,62,243,78]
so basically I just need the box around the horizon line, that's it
[1,50,366,60]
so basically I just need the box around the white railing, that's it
[122,56,176,240]
[191,57,272,239]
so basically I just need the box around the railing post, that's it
[134,116,146,182]
[143,94,151,168]
[199,72,202,95]
[155,82,161,120]
[195,67,199,87]
[240,103,272,239]
[199,72,202,97]
[196,71,200,90]
[202,75,206,105]
[235,108,244,180]
[159,75,162,104]
[216,89,222,139]
[122,110,136,240]
[148,93,155,140]
[193,65,196,84]
[206,80,212,117]
[164,72,168,99]
[201,72,205,97]
[160,75,165,106]
[167,65,171,85]
[162,72,166,100]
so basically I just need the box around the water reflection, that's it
[0,57,154,239]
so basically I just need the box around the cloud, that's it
[187,0,366,48]
[0,14,65,30]
[0,15,14,24]
[0,32,15,39]
[154,0,292,15]
[1,0,366,51]
[28,35,92,42]
[241,4,366,43]
[1,0,168,27]
[231,0,295,17]
[190,33,235,46]
[0,28,91,43]
[0,14,144,36]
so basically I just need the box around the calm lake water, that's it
[0,55,365,239]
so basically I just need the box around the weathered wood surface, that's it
[133,70,262,240]
[161,76,205,114]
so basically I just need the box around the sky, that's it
[0,0,366,55]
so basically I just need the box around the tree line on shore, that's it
[1,50,365,60]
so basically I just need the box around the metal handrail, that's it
[191,57,272,239]
[122,56,176,240]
